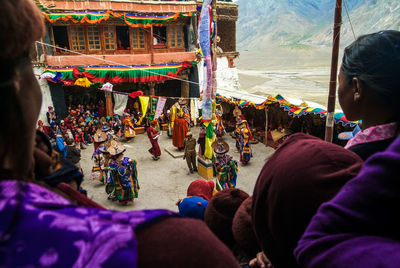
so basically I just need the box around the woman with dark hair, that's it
[338,30,400,160]
[0,1,240,267]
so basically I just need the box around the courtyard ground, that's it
[80,126,275,212]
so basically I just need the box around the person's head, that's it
[187,179,215,201]
[186,132,192,138]
[339,30,400,126]
[252,133,363,268]
[66,138,74,146]
[204,188,249,248]
[0,0,45,177]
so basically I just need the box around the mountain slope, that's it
[237,0,400,51]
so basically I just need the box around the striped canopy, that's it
[42,61,196,85]
[216,93,358,127]
[43,11,195,27]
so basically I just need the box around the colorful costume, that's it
[213,154,238,189]
[108,157,139,203]
[105,140,139,204]
[237,120,253,164]
[197,125,207,157]
[91,147,105,183]
[215,106,225,138]
[147,125,161,159]
[121,115,136,139]
[212,139,239,190]
[172,110,189,149]
[234,123,241,151]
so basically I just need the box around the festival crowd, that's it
[1,0,400,267]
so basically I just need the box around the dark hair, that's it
[341,30,400,108]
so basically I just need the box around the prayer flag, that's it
[139,96,149,123]
[204,122,215,160]
[154,97,167,119]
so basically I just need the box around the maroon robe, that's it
[147,126,161,157]
[172,117,188,149]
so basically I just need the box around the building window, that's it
[168,26,184,48]
[53,26,70,53]
[116,26,131,50]
[132,28,145,49]
[153,26,167,48]
[87,26,101,50]
[103,26,115,50]
[70,26,86,51]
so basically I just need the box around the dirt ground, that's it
[80,126,275,212]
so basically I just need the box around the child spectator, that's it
[65,138,81,170]
[74,128,87,149]
[55,133,67,159]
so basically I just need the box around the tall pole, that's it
[325,0,342,142]
[212,0,218,99]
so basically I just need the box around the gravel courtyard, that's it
[80,126,275,212]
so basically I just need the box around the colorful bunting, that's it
[43,61,196,86]
[123,12,194,28]
[42,11,195,27]
[215,93,358,127]
[42,11,112,24]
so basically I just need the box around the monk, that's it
[147,120,161,160]
[173,109,189,150]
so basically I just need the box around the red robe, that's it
[172,117,188,149]
[147,126,161,157]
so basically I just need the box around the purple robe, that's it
[295,135,400,268]
[0,180,176,267]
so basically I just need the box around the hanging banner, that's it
[190,99,197,125]
[202,98,213,120]
[204,122,215,160]
[154,97,167,119]
[205,55,213,100]
[198,0,212,57]
[139,96,150,122]
[113,93,129,116]
[198,0,214,120]
[150,97,158,115]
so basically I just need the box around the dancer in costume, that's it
[90,130,108,183]
[121,113,136,140]
[197,123,207,158]
[212,139,238,190]
[215,104,226,138]
[101,123,113,141]
[107,140,139,204]
[238,119,253,164]
[234,117,242,152]
[173,109,189,150]
[147,120,161,160]
[168,102,179,137]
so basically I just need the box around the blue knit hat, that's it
[178,196,208,220]
[101,123,110,132]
